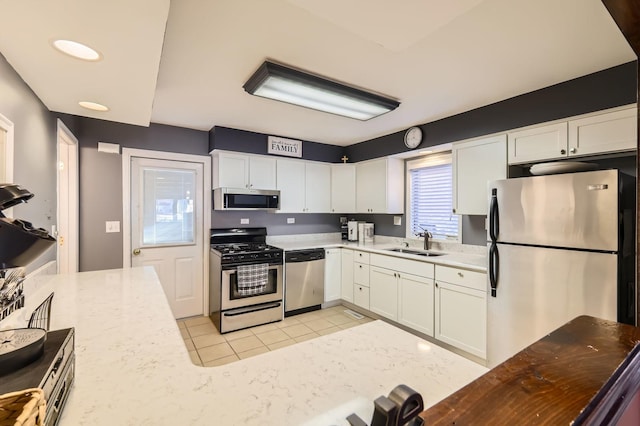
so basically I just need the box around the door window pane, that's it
[142,168,195,245]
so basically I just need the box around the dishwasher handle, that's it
[285,249,326,263]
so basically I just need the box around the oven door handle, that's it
[223,302,282,317]
[222,263,282,272]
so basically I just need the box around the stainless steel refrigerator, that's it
[487,169,635,368]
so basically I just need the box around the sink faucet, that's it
[421,231,433,250]
[416,226,433,251]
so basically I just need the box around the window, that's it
[406,153,460,242]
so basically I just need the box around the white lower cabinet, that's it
[398,273,434,337]
[434,265,487,359]
[324,248,341,303]
[341,249,354,303]
[369,266,398,321]
[354,285,370,310]
[353,250,370,310]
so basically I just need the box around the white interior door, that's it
[130,157,204,319]
[56,121,79,273]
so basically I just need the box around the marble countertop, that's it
[16,267,487,425]
[268,236,487,272]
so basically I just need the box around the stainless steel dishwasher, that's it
[284,248,325,316]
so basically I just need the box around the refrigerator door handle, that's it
[489,243,499,297]
[489,188,499,242]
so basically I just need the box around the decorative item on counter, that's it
[0,268,26,321]
[0,328,46,376]
[0,387,46,426]
[347,384,424,426]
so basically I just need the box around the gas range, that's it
[210,228,283,265]
[209,227,284,333]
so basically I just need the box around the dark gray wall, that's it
[211,211,342,235]
[210,126,344,162]
[346,61,638,162]
[71,117,209,271]
[0,53,58,271]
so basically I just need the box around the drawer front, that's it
[370,253,434,278]
[354,285,370,310]
[354,262,370,286]
[435,265,486,291]
[353,250,370,264]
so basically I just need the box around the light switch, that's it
[287,218,295,224]
[106,221,120,233]
[240,218,250,225]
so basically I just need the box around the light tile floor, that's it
[177,305,374,367]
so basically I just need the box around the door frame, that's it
[0,113,14,217]
[56,119,79,273]
[122,148,211,315]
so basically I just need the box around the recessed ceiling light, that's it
[52,39,101,61]
[78,101,109,112]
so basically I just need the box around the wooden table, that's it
[420,315,640,425]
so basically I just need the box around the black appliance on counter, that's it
[0,184,56,320]
[0,184,72,426]
[340,216,348,240]
[0,184,56,269]
[209,227,284,333]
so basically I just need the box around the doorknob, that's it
[132,248,141,256]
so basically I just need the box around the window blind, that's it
[409,162,459,240]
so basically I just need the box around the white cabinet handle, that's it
[458,272,464,277]
[570,148,577,154]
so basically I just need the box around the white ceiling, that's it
[0,0,635,147]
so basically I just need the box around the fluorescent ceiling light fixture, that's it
[243,61,400,120]
[52,39,101,61]
[79,101,109,112]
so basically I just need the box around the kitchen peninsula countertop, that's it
[268,237,487,272]
[22,267,487,425]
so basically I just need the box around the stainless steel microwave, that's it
[213,188,280,211]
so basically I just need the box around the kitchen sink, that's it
[384,248,444,257]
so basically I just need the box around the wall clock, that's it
[404,127,423,149]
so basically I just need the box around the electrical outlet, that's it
[393,216,402,226]
[106,221,120,233]
[240,218,250,225]
[287,218,295,224]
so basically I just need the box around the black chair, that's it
[28,292,54,330]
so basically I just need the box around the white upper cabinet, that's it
[330,164,356,213]
[452,135,507,215]
[276,159,305,212]
[507,122,568,164]
[276,159,331,213]
[212,151,277,190]
[568,107,637,157]
[356,158,404,214]
[304,162,331,213]
[508,105,637,165]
